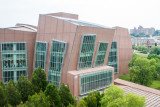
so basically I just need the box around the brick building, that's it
[0,12,132,97]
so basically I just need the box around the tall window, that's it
[48,40,67,88]
[107,41,118,74]
[94,42,108,67]
[1,42,27,83]
[80,69,113,95]
[35,42,48,70]
[78,34,96,70]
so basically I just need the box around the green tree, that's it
[100,84,125,107]
[147,54,160,79]
[153,30,160,36]
[150,46,160,55]
[59,83,76,106]
[150,59,158,80]
[136,46,149,54]
[78,99,87,107]
[31,66,48,93]
[82,91,101,107]
[24,90,50,107]
[128,53,139,67]
[124,93,145,107]
[147,54,160,62]
[83,92,97,107]
[132,45,136,49]
[0,82,7,107]
[156,62,160,79]
[130,33,136,37]
[155,42,158,46]
[44,83,61,106]
[145,35,150,37]
[100,84,145,107]
[16,75,33,103]
[129,57,154,86]
[7,80,21,106]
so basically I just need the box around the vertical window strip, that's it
[79,69,113,95]
[78,34,96,70]
[107,41,118,74]
[48,40,67,88]
[94,42,108,67]
[1,42,28,84]
[35,42,48,70]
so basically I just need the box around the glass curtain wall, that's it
[35,42,48,70]
[48,40,67,88]
[80,69,113,95]
[107,41,118,74]
[1,42,27,83]
[94,42,108,67]
[78,34,96,70]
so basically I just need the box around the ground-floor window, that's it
[3,70,27,83]
[79,69,113,95]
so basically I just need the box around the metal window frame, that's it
[48,39,68,88]
[77,34,96,70]
[107,41,119,74]
[79,69,113,95]
[34,41,48,70]
[1,42,28,84]
[94,41,109,67]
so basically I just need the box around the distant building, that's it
[152,36,160,47]
[130,26,155,36]
[131,37,155,49]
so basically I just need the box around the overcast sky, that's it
[0,0,160,30]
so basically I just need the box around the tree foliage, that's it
[147,54,160,79]
[78,99,87,107]
[59,83,76,106]
[7,80,21,106]
[31,66,48,93]
[128,53,139,67]
[82,91,101,107]
[129,57,156,86]
[0,82,7,107]
[153,30,160,36]
[134,46,149,54]
[124,93,146,107]
[100,84,145,107]
[147,54,160,62]
[150,46,160,55]
[130,32,150,37]
[44,83,61,106]
[101,84,125,107]
[24,90,50,107]
[16,75,33,103]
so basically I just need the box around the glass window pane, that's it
[1,42,28,84]
[80,69,113,95]
[48,40,67,88]
[107,41,118,74]
[78,35,96,70]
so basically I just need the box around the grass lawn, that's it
[118,75,160,90]
[118,75,130,81]
[149,80,160,90]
